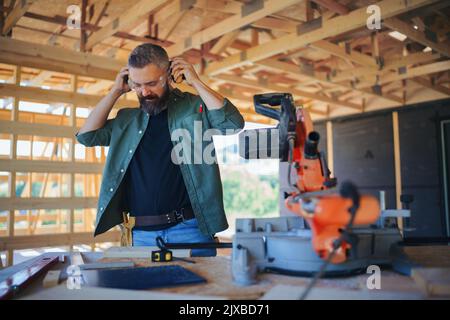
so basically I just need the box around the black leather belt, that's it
[134,207,195,227]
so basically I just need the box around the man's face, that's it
[128,64,170,114]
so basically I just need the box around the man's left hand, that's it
[170,57,201,86]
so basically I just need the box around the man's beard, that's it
[138,85,170,115]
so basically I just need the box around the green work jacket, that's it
[76,88,245,236]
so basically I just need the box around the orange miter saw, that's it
[233,93,404,285]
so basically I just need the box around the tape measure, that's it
[151,249,173,262]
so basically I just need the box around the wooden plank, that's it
[0,50,118,81]
[378,60,450,85]
[27,71,53,86]
[167,0,302,57]
[326,120,334,177]
[411,77,450,96]
[311,0,349,15]
[194,0,242,14]
[85,0,166,50]
[384,17,450,57]
[0,231,121,251]
[8,66,20,253]
[83,80,113,94]
[310,40,378,68]
[0,0,4,34]
[331,52,441,82]
[210,30,241,55]
[159,10,188,42]
[0,197,98,211]
[42,270,61,289]
[0,121,77,138]
[205,0,439,75]
[252,16,298,33]
[2,0,35,35]
[392,111,403,232]
[0,159,104,174]
[0,38,123,73]
[0,83,137,108]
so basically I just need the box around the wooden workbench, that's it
[2,247,444,300]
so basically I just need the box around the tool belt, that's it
[134,207,195,227]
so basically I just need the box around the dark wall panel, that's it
[398,104,450,237]
[332,114,396,210]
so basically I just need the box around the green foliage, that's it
[222,169,278,217]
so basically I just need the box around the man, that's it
[76,43,244,256]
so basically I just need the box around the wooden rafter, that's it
[384,17,450,57]
[2,0,34,35]
[205,0,439,75]
[86,0,167,50]
[167,0,302,57]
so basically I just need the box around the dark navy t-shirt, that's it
[125,108,191,231]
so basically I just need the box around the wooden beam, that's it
[384,17,450,57]
[2,0,34,35]
[205,0,438,75]
[0,120,77,138]
[251,17,298,33]
[160,10,188,42]
[27,70,53,86]
[0,37,122,80]
[0,0,4,34]
[326,120,334,176]
[210,30,241,55]
[167,0,302,57]
[0,82,137,108]
[392,111,403,232]
[83,79,113,94]
[331,51,441,82]
[411,77,450,96]
[367,60,450,86]
[311,0,349,15]
[0,159,103,174]
[0,197,98,211]
[193,0,242,15]
[0,231,120,251]
[80,0,88,52]
[213,74,362,111]
[310,40,378,68]
[86,0,166,50]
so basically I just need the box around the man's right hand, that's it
[78,68,130,135]
[111,67,131,96]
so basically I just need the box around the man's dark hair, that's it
[128,43,170,70]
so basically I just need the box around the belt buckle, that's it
[174,208,185,223]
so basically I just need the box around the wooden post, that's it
[7,65,21,266]
[0,0,4,34]
[80,0,88,52]
[392,111,403,233]
[69,75,77,250]
[326,120,334,178]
